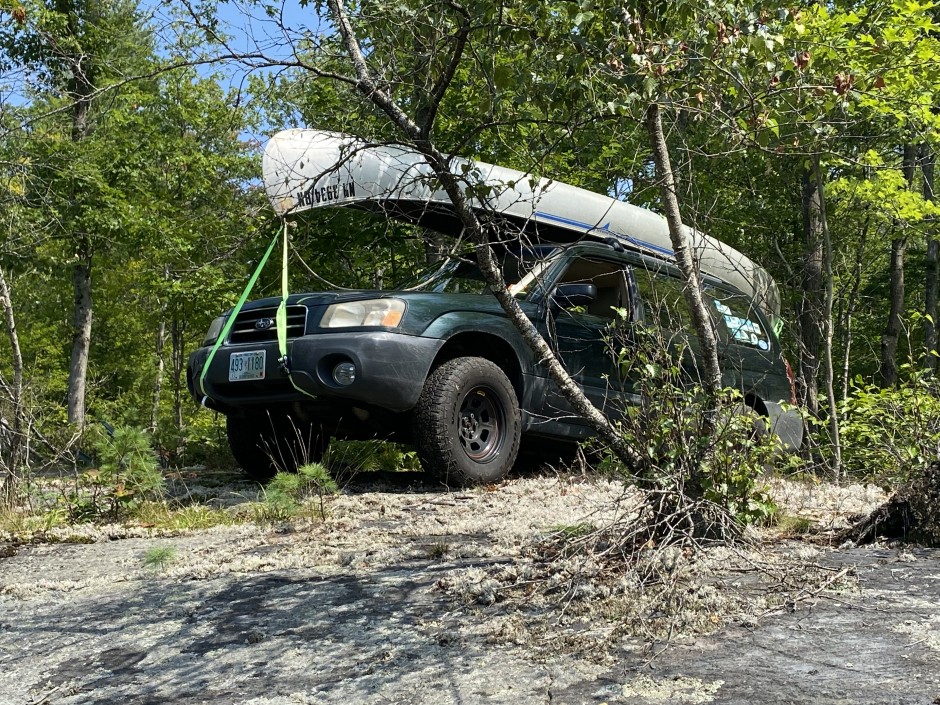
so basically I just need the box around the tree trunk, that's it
[902,142,918,185]
[67,247,93,427]
[411,27,449,267]
[927,241,938,372]
[65,43,95,429]
[150,318,166,433]
[923,147,937,373]
[880,237,906,387]
[841,217,869,402]
[643,104,722,404]
[880,144,916,387]
[424,232,447,264]
[815,160,841,482]
[171,314,186,455]
[0,265,24,507]
[798,165,824,417]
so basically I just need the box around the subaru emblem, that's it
[255,318,274,330]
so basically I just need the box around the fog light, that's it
[333,361,357,386]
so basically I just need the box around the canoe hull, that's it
[262,129,780,322]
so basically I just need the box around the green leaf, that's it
[573,11,594,26]
[493,64,512,91]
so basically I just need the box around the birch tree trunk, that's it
[0,265,24,507]
[326,0,641,469]
[922,147,937,372]
[644,104,722,407]
[150,318,167,433]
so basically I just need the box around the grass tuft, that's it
[142,545,177,572]
[423,540,451,560]
[771,513,815,536]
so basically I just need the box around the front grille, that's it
[229,305,307,344]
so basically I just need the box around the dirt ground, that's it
[1,470,939,705]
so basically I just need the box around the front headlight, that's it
[203,315,227,346]
[320,298,405,328]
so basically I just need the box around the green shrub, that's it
[600,325,780,527]
[771,514,814,535]
[261,462,339,522]
[325,440,420,474]
[840,372,940,486]
[167,412,232,469]
[0,506,68,537]
[69,425,165,521]
[135,501,235,530]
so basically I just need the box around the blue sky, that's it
[142,0,329,139]
[148,0,324,72]
[1,0,325,114]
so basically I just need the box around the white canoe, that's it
[262,128,781,324]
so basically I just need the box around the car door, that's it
[545,257,637,416]
[630,264,706,385]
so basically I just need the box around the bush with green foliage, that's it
[601,325,780,528]
[840,370,940,487]
[68,425,165,522]
[168,412,232,469]
[325,440,420,475]
[261,462,339,522]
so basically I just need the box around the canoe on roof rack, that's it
[262,128,781,326]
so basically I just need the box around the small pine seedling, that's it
[142,545,177,572]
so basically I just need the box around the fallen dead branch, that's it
[840,461,940,547]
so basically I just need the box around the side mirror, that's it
[551,283,597,310]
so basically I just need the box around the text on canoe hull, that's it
[296,181,357,207]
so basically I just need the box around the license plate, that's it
[229,350,266,381]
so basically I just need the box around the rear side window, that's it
[710,290,771,351]
[633,267,771,352]
[633,268,693,333]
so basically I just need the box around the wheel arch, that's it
[743,392,769,418]
[430,330,525,403]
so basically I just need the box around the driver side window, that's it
[554,258,631,321]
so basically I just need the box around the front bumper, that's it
[187,331,445,413]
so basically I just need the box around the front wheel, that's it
[414,357,521,486]
[227,411,329,482]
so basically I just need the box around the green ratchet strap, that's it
[276,218,289,365]
[278,220,319,401]
[197,228,281,400]
[281,223,319,400]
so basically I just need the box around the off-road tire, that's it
[227,411,328,482]
[414,357,521,486]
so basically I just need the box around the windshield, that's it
[400,246,562,299]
